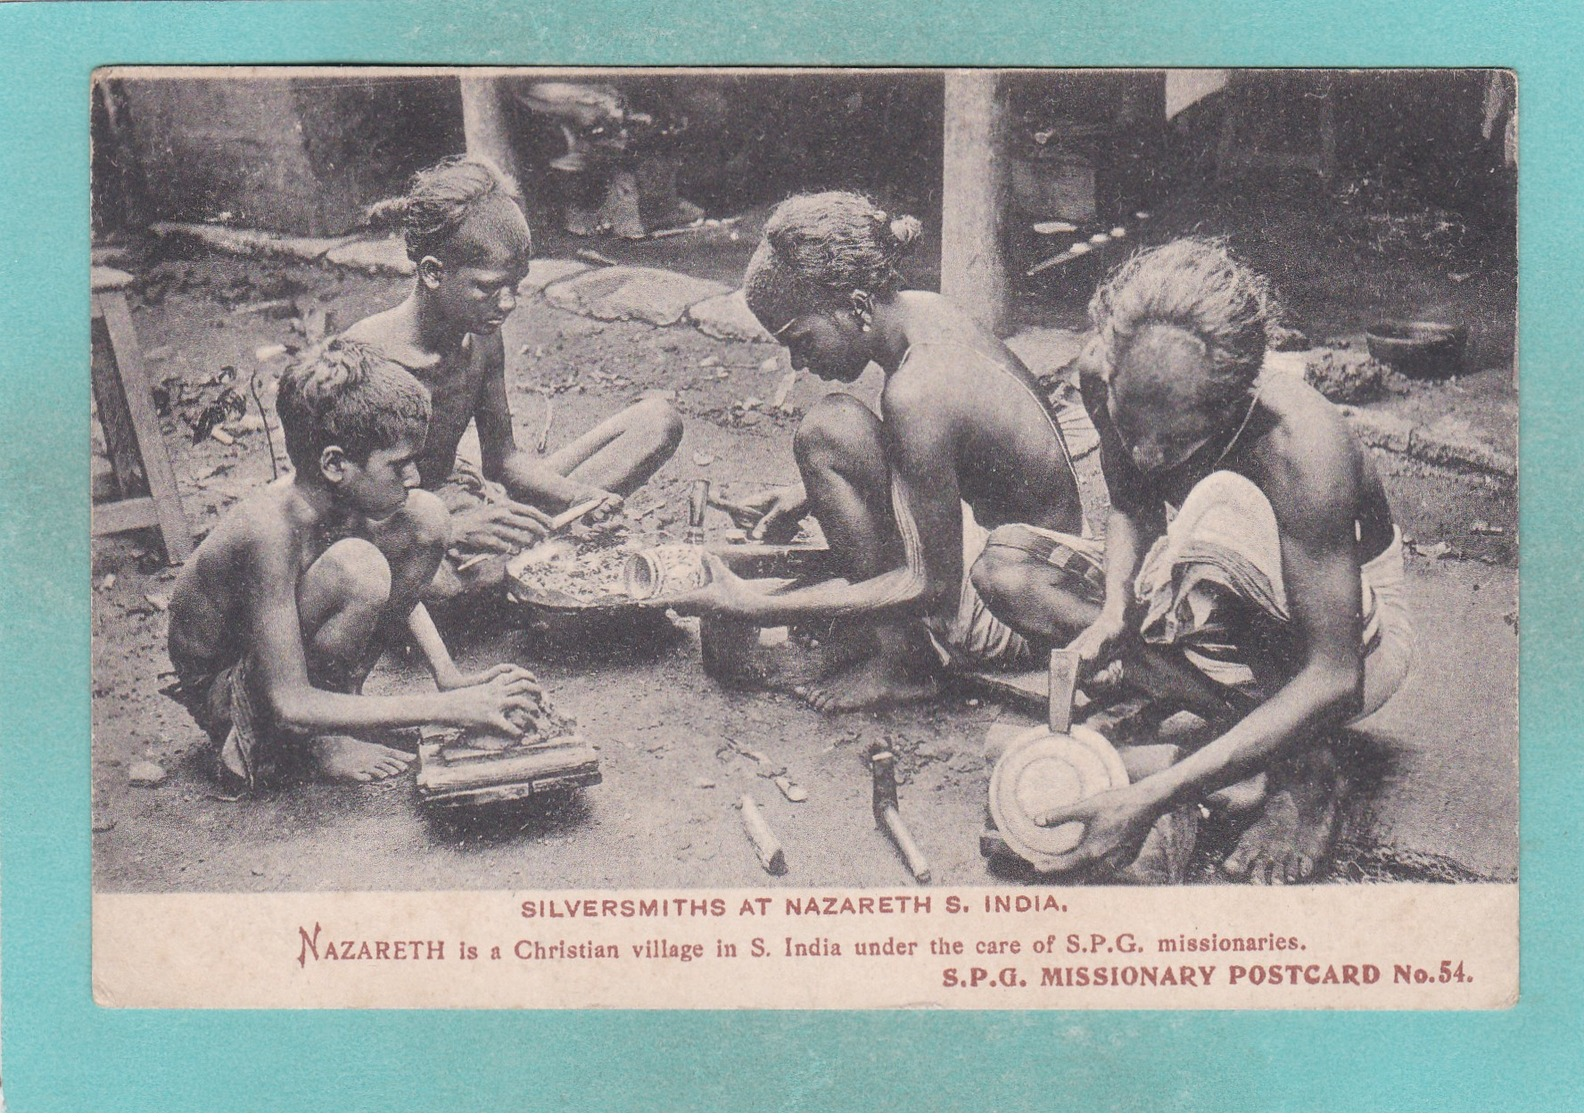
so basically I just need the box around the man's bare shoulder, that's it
[1255,375,1364,530]
[884,341,978,408]
[880,357,959,431]
[342,309,433,371]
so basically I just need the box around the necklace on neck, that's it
[1211,381,1263,468]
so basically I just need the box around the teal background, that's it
[1,0,1578,1109]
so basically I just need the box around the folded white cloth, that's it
[1133,470,1414,721]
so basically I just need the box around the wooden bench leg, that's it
[91,289,193,563]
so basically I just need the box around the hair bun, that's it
[889,214,923,249]
[365,195,412,229]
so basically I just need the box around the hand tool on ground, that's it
[738,794,787,874]
[870,747,931,883]
[686,479,710,545]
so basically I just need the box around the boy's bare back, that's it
[168,479,323,676]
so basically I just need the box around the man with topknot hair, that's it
[672,191,1086,713]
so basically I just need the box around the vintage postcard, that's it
[89,65,1517,1011]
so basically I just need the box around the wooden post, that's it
[460,75,521,186]
[941,70,1009,336]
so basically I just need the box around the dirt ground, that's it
[91,235,1519,892]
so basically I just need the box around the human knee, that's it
[631,396,684,454]
[969,547,1033,614]
[794,394,879,473]
[315,538,393,611]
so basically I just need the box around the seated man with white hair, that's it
[971,237,1415,884]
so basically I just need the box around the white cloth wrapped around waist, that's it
[1132,470,1413,719]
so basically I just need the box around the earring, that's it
[853,294,874,333]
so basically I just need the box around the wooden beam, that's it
[92,496,159,537]
[460,75,521,187]
[941,70,1009,336]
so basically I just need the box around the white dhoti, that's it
[1133,470,1414,722]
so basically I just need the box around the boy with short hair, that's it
[166,338,540,790]
[345,156,683,601]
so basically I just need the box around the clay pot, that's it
[1364,320,1468,379]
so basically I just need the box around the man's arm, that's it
[1037,437,1367,871]
[241,523,531,736]
[472,336,596,512]
[676,384,964,626]
[406,602,464,689]
[405,602,541,696]
[1068,371,1166,668]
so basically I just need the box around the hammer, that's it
[871,747,931,883]
[686,479,710,546]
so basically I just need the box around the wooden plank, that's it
[955,664,1048,712]
[95,289,193,562]
[91,265,135,291]
[941,71,1009,336]
[417,739,599,795]
[90,307,145,501]
[91,496,159,536]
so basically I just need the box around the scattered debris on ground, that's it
[1303,349,1407,404]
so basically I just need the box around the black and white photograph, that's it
[89,67,1516,913]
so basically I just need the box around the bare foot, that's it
[746,639,852,691]
[1223,756,1340,884]
[798,652,939,714]
[309,736,416,783]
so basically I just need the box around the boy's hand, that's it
[732,483,808,543]
[668,554,760,618]
[451,499,553,554]
[444,668,543,736]
[439,662,542,696]
[572,489,623,526]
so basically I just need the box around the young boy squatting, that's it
[166,340,541,789]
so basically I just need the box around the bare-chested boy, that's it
[166,339,540,790]
[671,191,1085,712]
[971,238,1416,882]
[342,157,683,602]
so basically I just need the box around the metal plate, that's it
[988,725,1128,870]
